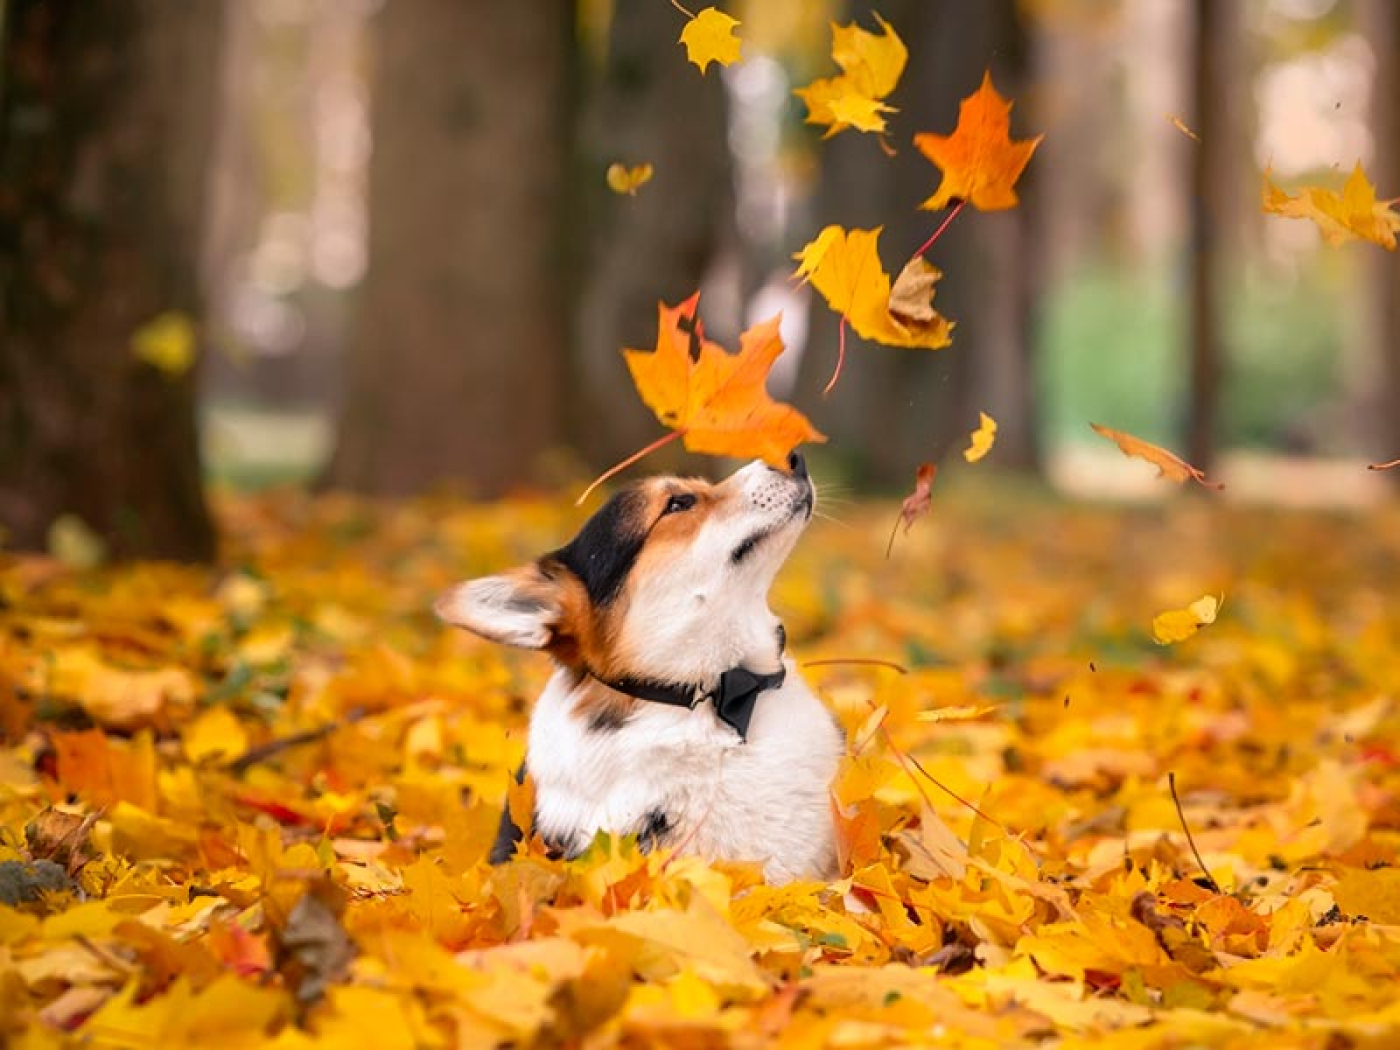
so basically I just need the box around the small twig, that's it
[909,199,967,261]
[1168,771,1220,893]
[901,746,1004,832]
[74,934,138,977]
[803,657,908,674]
[226,709,368,775]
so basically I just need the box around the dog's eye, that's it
[662,493,697,516]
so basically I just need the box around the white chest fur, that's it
[527,660,843,884]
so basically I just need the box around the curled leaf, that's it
[964,412,997,463]
[888,258,941,325]
[886,463,936,557]
[1152,595,1221,645]
[1090,423,1223,490]
[606,162,654,196]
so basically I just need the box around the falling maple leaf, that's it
[1152,594,1221,645]
[580,294,823,501]
[606,162,654,196]
[914,70,1042,212]
[1090,422,1224,490]
[1262,162,1400,250]
[794,13,907,138]
[794,225,952,392]
[131,311,195,377]
[678,6,741,74]
[964,412,997,463]
[886,463,936,558]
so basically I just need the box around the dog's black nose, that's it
[787,450,808,479]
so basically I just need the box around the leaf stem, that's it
[910,199,967,261]
[822,316,848,398]
[668,0,697,18]
[577,428,686,505]
[1168,771,1220,893]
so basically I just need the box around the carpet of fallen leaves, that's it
[3,483,1400,1048]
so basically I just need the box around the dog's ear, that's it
[435,563,563,649]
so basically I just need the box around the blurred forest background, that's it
[2,0,1399,562]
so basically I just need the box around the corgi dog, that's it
[435,452,842,884]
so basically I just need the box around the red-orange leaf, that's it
[1090,423,1224,490]
[913,70,1041,212]
[886,463,936,558]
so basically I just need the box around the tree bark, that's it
[0,1,220,561]
[326,0,572,497]
[793,0,1036,486]
[1362,0,1400,466]
[569,0,732,470]
[1184,0,1238,471]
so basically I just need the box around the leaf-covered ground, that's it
[3,484,1400,1047]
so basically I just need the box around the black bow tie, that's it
[596,663,787,740]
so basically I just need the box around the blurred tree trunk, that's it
[794,0,1036,486]
[327,0,572,497]
[1363,0,1400,465]
[1184,0,1239,471]
[0,0,219,560]
[569,0,732,470]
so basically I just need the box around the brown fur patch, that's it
[543,473,741,683]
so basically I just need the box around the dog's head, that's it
[436,454,814,682]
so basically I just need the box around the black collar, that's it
[592,664,786,741]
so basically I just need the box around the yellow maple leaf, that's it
[678,7,741,74]
[793,225,952,350]
[131,311,196,377]
[964,412,998,463]
[1152,594,1221,645]
[1262,161,1400,250]
[606,162,654,196]
[183,705,249,765]
[794,13,906,137]
[914,71,1042,212]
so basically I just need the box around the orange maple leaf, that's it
[581,294,823,502]
[1262,162,1400,250]
[1090,423,1224,490]
[914,70,1042,212]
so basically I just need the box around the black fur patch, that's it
[587,705,631,732]
[488,762,528,864]
[488,762,569,863]
[637,808,670,851]
[730,530,766,564]
[551,488,648,606]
